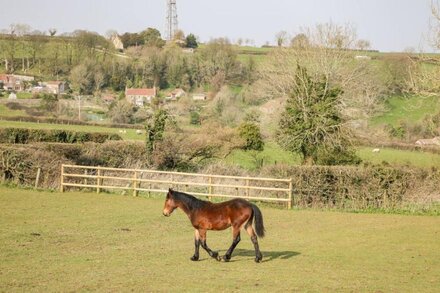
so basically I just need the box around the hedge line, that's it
[0,116,142,129]
[0,128,122,144]
[0,142,438,212]
[260,164,440,211]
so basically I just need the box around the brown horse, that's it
[163,188,265,263]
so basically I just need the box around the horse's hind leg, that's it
[199,229,221,261]
[190,229,201,261]
[222,226,241,262]
[246,224,263,263]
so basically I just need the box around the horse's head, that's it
[163,188,178,217]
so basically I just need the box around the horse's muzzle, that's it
[163,212,170,217]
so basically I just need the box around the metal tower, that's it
[165,0,178,41]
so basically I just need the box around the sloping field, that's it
[0,186,439,292]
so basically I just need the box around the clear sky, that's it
[0,0,433,52]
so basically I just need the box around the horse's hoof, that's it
[211,252,221,261]
[222,255,231,262]
[190,255,199,261]
[254,257,262,263]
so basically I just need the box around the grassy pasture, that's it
[1,186,439,292]
[371,95,440,127]
[0,120,142,141]
[357,147,440,168]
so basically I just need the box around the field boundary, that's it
[60,164,293,209]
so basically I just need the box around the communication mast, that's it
[165,0,178,41]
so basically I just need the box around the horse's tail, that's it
[251,204,265,238]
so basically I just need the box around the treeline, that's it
[69,38,256,95]
[0,25,254,95]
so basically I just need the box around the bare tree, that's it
[356,39,371,51]
[261,23,384,121]
[275,31,289,47]
[405,1,440,96]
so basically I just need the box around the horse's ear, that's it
[168,188,173,193]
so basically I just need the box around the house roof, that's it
[0,74,10,82]
[125,88,156,96]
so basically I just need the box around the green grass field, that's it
[357,147,440,168]
[0,104,27,117]
[1,186,439,292]
[371,95,440,127]
[0,120,143,141]
[227,143,440,169]
[226,141,300,170]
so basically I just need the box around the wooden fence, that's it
[60,164,293,209]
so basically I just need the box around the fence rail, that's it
[60,164,293,209]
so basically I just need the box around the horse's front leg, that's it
[223,227,241,262]
[190,229,200,261]
[198,229,221,261]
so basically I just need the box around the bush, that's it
[238,122,264,151]
[0,128,122,144]
[260,164,440,211]
[190,111,201,125]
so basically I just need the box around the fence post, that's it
[60,165,64,192]
[83,169,88,187]
[96,166,101,194]
[208,176,213,201]
[288,178,293,210]
[246,179,250,198]
[35,168,41,189]
[133,170,138,197]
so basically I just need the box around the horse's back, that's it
[193,198,253,231]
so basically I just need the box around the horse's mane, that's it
[173,190,208,211]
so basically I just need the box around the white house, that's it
[110,34,124,51]
[192,93,207,101]
[165,88,186,101]
[125,87,157,107]
[44,81,66,94]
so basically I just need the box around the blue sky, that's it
[0,0,433,52]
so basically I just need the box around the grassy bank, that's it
[1,186,439,292]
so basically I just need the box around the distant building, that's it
[182,48,195,54]
[355,55,371,61]
[125,87,157,107]
[192,93,207,101]
[415,137,440,146]
[165,88,186,101]
[0,74,34,91]
[44,81,66,94]
[102,94,116,105]
[110,35,124,51]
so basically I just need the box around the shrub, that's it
[238,122,264,151]
[0,128,122,144]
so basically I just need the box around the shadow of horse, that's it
[230,249,300,262]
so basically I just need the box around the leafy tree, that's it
[185,34,198,48]
[238,122,264,151]
[39,93,58,112]
[108,100,136,124]
[120,32,144,48]
[141,28,165,48]
[190,111,201,125]
[290,33,310,49]
[145,109,169,154]
[277,65,360,165]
